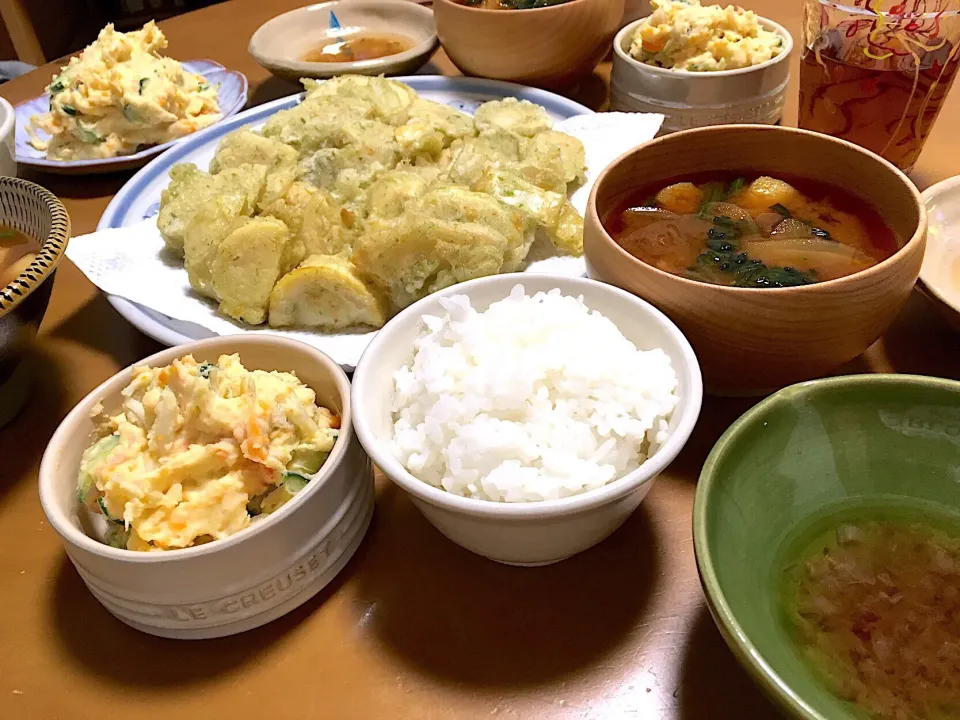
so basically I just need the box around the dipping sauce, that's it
[607,174,898,287]
[0,225,40,286]
[453,0,572,8]
[303,32,413,63]
[782,518,960,719]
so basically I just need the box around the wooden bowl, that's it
[0,178,70,425]
[584,125,926,396]
[434,0,624,90]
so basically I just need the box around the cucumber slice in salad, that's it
[75,122,102,144]
[97,497,124,526]
[258,484,297,515]
[249,475,307,517]
[247,448,330,518]
[286,448,328,477]
[76,434,119,504]
[283,473,310,494]
[104,526,130,549]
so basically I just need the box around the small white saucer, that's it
[249,0,438,82]
[920,176,960,331]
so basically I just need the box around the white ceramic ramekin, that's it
[39,336,374,639]
[611,16,793,134]
[351,274,703,566]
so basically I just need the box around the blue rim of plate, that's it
[15,60,249,171]
[96,75,593,353]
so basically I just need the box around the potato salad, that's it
[630,0,785,72]
[77,354,339,551]
[27,21,221,161]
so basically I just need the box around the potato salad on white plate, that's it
[28,21,222,161]
[77,354,339,551]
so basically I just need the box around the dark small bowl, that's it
[0,178,70,425]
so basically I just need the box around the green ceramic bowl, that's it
[693,374,960,719]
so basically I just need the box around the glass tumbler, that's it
[799,0,960,173]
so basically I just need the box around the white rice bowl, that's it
[390,285,680,503]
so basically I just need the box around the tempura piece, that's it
[473,98,552,137]
[261,181,351,256]
[406,98,475,140]
[366,170,429,221]
[158,164,213,252]
[208,129,299,207]
[269,254,389,329]
[475,169,584,255]
[444,130,525,188]
[523,130,586,185]
[157,163,266,254]
[353,216,510,310]
[552,201,585,255]
[209,129,297,174]
[515,165,566,195]
[298,119,399,201]
[395,122,445,162]
[419,185,531,272]
[395,98,476,161]
[182,194,249,298]
[210,217,299,325]
[302,75,416,125]
[474,168,564,231]
[260,95,372,152]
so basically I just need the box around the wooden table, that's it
[1,2,958,718]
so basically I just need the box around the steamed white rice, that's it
[390,285,680,502]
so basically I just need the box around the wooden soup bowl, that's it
[584,125,927,396]
[434,0,624,90]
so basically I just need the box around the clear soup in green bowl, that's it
[694,374,960,719]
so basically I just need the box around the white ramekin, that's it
[351,274,703,566]
[611,15,793,134]
[39,335,374,639]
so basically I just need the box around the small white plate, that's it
[920,176,960,331]
[249,0,438,82]
[15,60,248,175]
